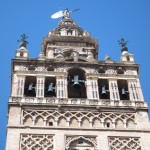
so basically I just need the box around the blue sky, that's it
[0,0,150,149]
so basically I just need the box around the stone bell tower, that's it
[6,10,150,150]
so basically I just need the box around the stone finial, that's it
[118,38,128,52]
[18,34,29,48]
[104,54,111,61]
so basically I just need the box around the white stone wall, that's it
[6,128,150,150]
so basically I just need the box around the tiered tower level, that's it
[6,14,150,150]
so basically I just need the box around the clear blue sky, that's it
[0,0,150,149]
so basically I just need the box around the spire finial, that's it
[18,34,29,48]
[118,38,128,52]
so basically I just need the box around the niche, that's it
[24,76,36,97]
[68,68,86,98]
[44,77,56,97]
[118,80,129,100]
[98,79,110,99]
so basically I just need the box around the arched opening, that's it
[24,76,36,97]
[44,77,56,97]
[127,119,135,129]
[67,137,95,150]
[70,117,79,127]
[35,116,44,126]
[118,80,129,100]
[24,115,32,126]
[98,79,110,99]
[68,68,86,98]
[116,119,124,128]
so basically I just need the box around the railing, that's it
[9,97,148,108]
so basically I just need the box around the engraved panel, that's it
[108,137,141,150]
[20,134,53,150]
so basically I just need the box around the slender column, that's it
[36,76,45,98]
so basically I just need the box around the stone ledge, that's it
[9,97,148,109]
[7,125,150,133]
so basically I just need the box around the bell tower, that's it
[6,10,150,150]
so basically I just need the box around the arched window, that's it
[68,68,86,98]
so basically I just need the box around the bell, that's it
[121,87,129,95]
[48,83,55,92]
[28,83,35,91]
[71,75,84,88]
[101,85,109,95]
[46,83,56,96]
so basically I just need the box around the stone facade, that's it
[6,13,150,150]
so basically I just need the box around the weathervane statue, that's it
[51,8,80,19]
[118,38,128,52]
[18,34,29,48]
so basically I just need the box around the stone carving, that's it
[83,30,91,37]
[71,99,77,104]
[80,99,86,104]
[35,66,47,71]
[25,98,34,103]
[59,99,68,104]
[20,134,53,150]
[55,68,66,72]
[105,69,116,75]
[15,65,28,71]
[66,135,97,150]
[108,137,141,150]
[46,98,55,104]
[124,70,133,75]
[123,101,132,106]
[89,100,98,105]
[37,98,43,103]
[102,100,111,106]
[135,102,144,107]
[71,51,79,62]
[22,109,135,129]
[12,97,21,102]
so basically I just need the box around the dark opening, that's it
[98,79,110,99]
[118,80,129,100]
[45,77,56,97]
[68,68,86,98]
[126,56,130,61]
[24,76,36,97]
[106,122,110,128]
[49,122,53,126]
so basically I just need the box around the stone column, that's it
[87,48,94,60]
[36,76,45,98]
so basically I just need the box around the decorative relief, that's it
[66,135,97,150]
[108,137,141,150]
[15,65,28,71]
[71,99,77,104]
[102,100,111,106]
[124,70,133,75]
[105,69,116,75]
[20,134,53,150]
[25,98,34,103]
[123,101,132,106]
[135,102,144,107]
[55,67,67,72]
[37,98,43,103]
[59,99,68,104]
[89,100,98,105]
[46,98,55,104]
[114,101,119,106]
[80,99,86,104]
[35,66,47,71]
[12,97,21,102]
[22,109,135,129]
[89,69,98,73]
